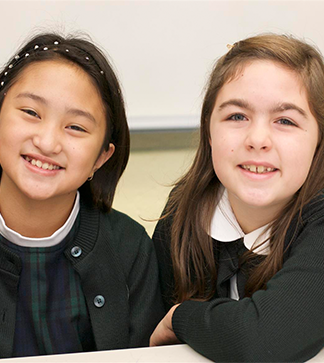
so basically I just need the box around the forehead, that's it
[15,59,96,89]
[226,59,303,84]
[9,60,104,106]
[216,60,307,106]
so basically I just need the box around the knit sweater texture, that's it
[0,198,165,358]
[153,193,324,362]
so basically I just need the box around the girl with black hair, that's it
[0,32,164,358]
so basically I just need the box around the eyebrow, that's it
[270,102,308,119]
[218,99,254,112]
[16,92,48,105]
[15,92,97,124]
[66,108,97,124]
[218,98,308,119]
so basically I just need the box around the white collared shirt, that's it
[209,188,270,300]
[0,191,80,248]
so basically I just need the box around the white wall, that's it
[0,0,323,130]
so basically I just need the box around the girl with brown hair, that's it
[150,34,324,362]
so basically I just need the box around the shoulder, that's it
[152,189,175,242]
[286,192,324,254]
[78,199,151,251]
[287,192,324,235]
[300,191,324,222]
[98,208,154,269]
[103,208,147,237]
[99,208,150,248]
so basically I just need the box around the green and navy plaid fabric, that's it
[0,216,96,357]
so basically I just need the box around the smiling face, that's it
[209,60,319,231]
[0,60,114,205]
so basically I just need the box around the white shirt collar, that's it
[210,188,270,255]
[0,191,80,248]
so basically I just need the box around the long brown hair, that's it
[166,34,324,302]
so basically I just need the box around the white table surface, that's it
[1,345,211,362]
[2,344,324,362]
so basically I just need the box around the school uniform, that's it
[153,188,324,362]
[0,192,165,358]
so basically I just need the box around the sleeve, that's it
[152,214,176,312]
[127,228,166,348]
[171,215,324,362]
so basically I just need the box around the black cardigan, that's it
[153,193,324,362]
[0,199,165,358]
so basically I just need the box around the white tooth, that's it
[267,167,272,172]
[48,164,53,170]
[42,163,49,170]
[31,159,36,166]
[25,156,31,162]
[257,166,265,173]
[250,165,257,172]
[36,160,42,168]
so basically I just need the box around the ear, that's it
[93,143,115,171]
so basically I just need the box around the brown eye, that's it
[21,109,40,118]
[67,125,86,132]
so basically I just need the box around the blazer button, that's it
[94,295,105,308]
[71,246,82,258]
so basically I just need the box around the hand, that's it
[150,304,181,346]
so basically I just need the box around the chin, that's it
[21,189,57,202]
[239,193,278,209]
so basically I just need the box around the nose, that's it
[32,124,62,155]
[244,122,273,151]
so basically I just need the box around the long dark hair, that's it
[0,32,129,212]
[166,34,324,302]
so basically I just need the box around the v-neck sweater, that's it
[0,197,165,358]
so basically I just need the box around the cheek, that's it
[0,117,25,145]
[209,126,241,175]
[210,139,229,181]
[281,138,316,189]
[74,142,102,169]
[211,154,232,188]
[210,133,236,160]
[294,151,315,183]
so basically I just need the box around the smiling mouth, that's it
[240,165,277,174]
[23,156,62,170]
